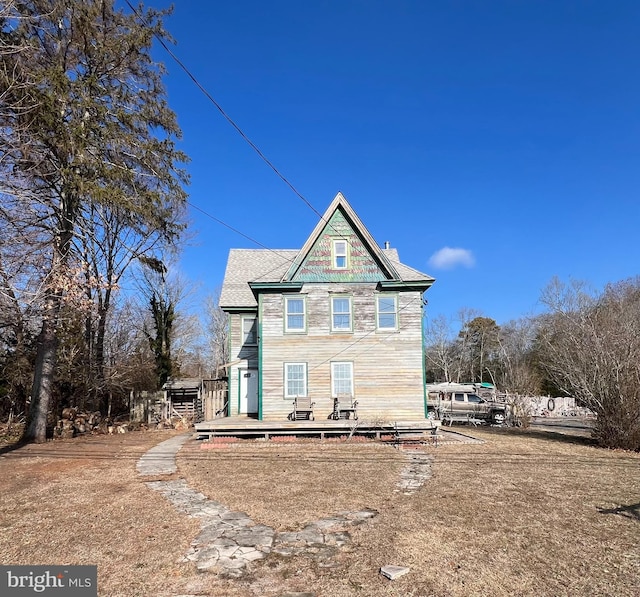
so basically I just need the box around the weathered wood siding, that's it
[260,283,425,421]
[227,311,258,416]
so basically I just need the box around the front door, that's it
[239,369,258,415]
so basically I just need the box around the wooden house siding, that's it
[259,283,426,421]
[219,193,435,422]
[227,311,258,416]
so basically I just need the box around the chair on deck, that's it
[290,396,315,421]
[331,393,358,420]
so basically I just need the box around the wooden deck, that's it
[194,416,441,441]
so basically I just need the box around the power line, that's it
[124,0,362,254]
[122,2,432,381]
[123,0,323,221]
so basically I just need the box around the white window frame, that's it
[284,362,307,398]
[331,361,354,398]
[331,296,352,332]
[376,294,398,330]
[333,239,348,269]
[284,296,306,333]
[241,316,257,345]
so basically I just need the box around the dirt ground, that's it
[0,427,638,597]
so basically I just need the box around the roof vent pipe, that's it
[384,241,390,250]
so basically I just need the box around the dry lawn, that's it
[0,427,638,597]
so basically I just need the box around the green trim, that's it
[330,294,353,333]
[258,295,263,420]
[224,306,258,313]
[331,238,350,270]
[421,298,428,418]
[284,295,308,334]
[249,282,303,292]
[240,315,258,346]
[236,368,242,416]
[376,292,399,332]
[378,281,434,291]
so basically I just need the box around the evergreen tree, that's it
[0,1,189,442]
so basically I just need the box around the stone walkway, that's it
[396,452,433,494]
[138,434,432,577]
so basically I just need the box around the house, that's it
[219,192,435,421]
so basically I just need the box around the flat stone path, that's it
[137,434,190,475]
[138,435,431,577]
[396,452,433,494]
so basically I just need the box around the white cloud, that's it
[428,247,475,270]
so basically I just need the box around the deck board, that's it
[194,416,440,440]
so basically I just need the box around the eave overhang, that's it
[377,280,435,292]
[248,282,304,294]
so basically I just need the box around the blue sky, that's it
[146,0,639,327]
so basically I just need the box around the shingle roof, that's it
[219,249,298,309]
[384,249,435,283]
[220,247,434,309]
[219,193,434,310]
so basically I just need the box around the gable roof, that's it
[219,193,435,310]
[281,192,400,282]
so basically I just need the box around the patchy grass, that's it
[0,428,638,596]
[177,439,406,530]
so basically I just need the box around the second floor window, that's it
[331,296,352,331]
[377,295,398,329]
[242,317,257,345]
[285,296,305,332]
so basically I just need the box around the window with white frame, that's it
[331,361,353,397]
[285,296,305,332]
[377,294,398,329]
[284,363,307,398]
[242,317,257,345]
[333,239,348,269]
[331,296,352,331]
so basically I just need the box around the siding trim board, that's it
[258,294,263,420]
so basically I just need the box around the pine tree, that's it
[0,1,189,441]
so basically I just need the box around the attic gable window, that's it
[333,239,348,269]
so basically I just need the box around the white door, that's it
[239,369,258,415]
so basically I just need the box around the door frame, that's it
[238,368,258,415]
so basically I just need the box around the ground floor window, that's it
[331,361,353,397]
[284,362,307,398]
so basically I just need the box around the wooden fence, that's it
[202,379,228,420]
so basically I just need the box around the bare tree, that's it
[537,277,640,450]
[495,317,541,395]
[204,288,229,378]
[424,314,455,382]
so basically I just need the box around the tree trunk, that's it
[24,200,74,443]
[24,301,60,442]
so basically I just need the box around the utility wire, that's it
[123,1,431,384]
[124,0,363,258]
[124,0,323,221]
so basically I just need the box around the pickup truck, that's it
[426,383,506,425]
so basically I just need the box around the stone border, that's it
[138,435,433,577]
